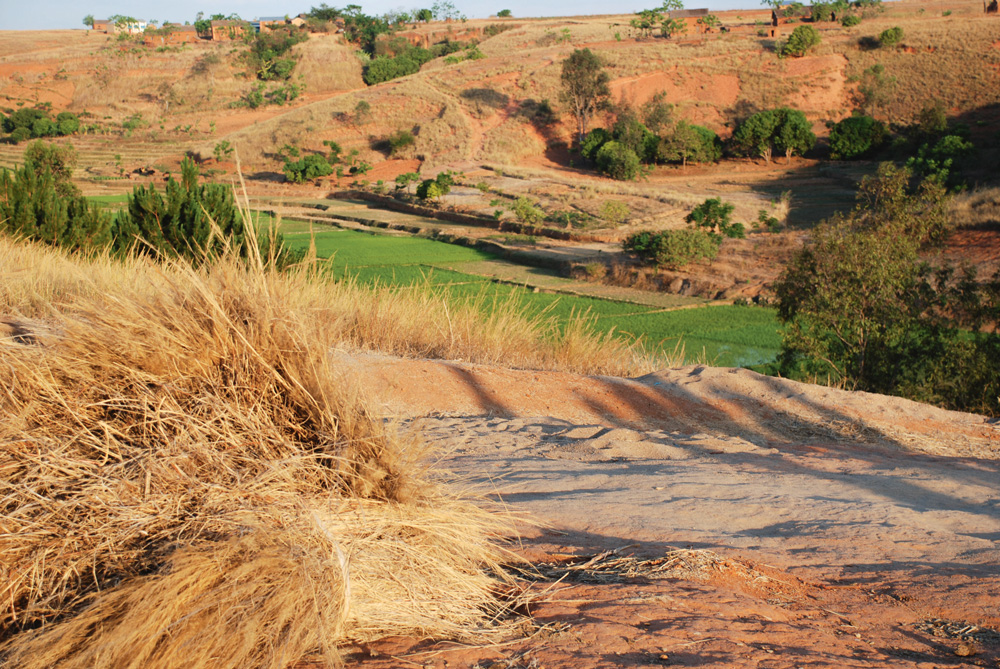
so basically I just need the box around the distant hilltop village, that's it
[88,15,343,46]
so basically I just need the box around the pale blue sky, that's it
[2,0,752,31]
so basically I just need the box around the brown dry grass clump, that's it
[0,237,519,668]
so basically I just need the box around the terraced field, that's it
[280,226,783,367]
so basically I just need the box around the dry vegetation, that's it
[0,235,545,667]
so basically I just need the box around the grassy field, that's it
[281,226,782,367]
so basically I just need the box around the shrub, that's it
[416,178,444,200]
[594,140,641,180]
[283,153,334,182]
[512,196,544,225]
[686,198,744,238]
[600,200,630,225]
[828,114,887,159]
[878,26,903,47]
[841,14,861,26]
[387,129,416,155]
[580,127,612,161]
[781,25,820,57]
[623,228,720,269]
[0,147,110,250]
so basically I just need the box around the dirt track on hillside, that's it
[325,354,1000,668]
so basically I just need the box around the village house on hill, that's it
[90,18,146,34]
[143,24,200,46]
[210,20,251,41]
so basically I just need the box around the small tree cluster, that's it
[416,171,457,200]
[775,163,1000,415]
[730,107,815,163]
[1,107,80,143]
[0,142,110,250]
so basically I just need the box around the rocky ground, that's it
[326,353,999,668]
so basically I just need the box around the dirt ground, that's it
[319,353,1000,668]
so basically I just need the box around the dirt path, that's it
[331,353,1000,668]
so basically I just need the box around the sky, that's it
[1,0,754,31]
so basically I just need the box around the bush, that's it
[829,114,887,159]
[781,25,820,57]
[623,229,720,269]
[2,107,79,142]
[685,198,745,238]
[879,26,903,47]
[283,153,333,182]
[841,14,861,26]
[416,178,444,200]
[386,129,416,155]
[731,108,815,163]
[594,141,641,180]
[580,127,612,162]
[512,196,544,225]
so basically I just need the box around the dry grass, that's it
[952,186,1000,229]
[292,35,365,94]
[0,235,541,668]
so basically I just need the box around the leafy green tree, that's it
[83,15,95,28]
[658,121,721,166]
[878,26,903,47]
[580,127,612,161]
[395,171,420,193]
[686,198,744,238]
[283,153,333,182]
[697,14,721,30]
[560,48,611,142]
[416,178,444,200]
[24,141,79,196]
[780,24,820,57]
[731,108,814,163]
[828,114,887,159]
[595,141,641,180]
[415,8,433,22]
[497,9,512,17]
[513,196,545,225]
[771,163,1000,414]
[916,100,947,137]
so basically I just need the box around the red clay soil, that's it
[307,353,1000,668]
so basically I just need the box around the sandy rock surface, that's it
[330,353,1000,668]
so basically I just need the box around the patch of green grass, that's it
[282,229,498,268]
[610,306,782,367]
[278,225,783,367]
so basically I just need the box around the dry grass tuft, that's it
[951,187,1000,229]
[0,237,519,668]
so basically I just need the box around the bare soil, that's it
[320,352,1000,668]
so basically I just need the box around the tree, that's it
[0,143,110,250]
[497,9,512,17]
[828,114,887,159]
[853,63,896,119]
[658,121,721,167]
[686,198,744,238]
[697,14,721,30]
[660,17,688,38]
[24,141,79,196]
[415,8,433,22]
[770,163,1000,413]
[560,49,611,142]
[395,172,420,193]
[83,15,95,28]
[780,25,820,57]
[773,108,815,163]
[731,108,814,163]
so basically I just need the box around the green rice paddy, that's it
[285,225,784,367]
